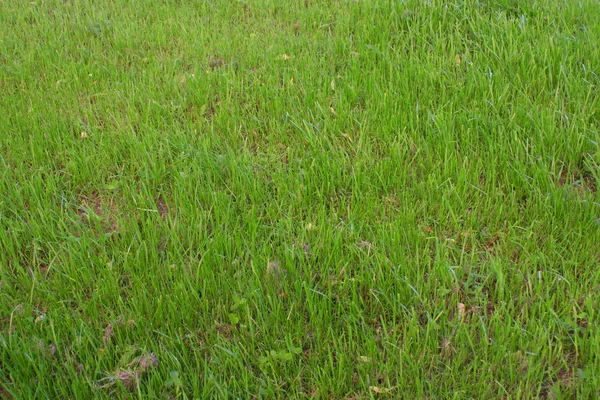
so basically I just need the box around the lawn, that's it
[1,0,599,398]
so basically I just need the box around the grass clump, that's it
[1,0,599,398]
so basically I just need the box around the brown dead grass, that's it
[558,169,597,196]
[0,386,13,400]
[77,191,120,233]
[156,195,169,221]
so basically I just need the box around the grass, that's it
[1,0,599,398]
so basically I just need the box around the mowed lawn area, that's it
[1,0,599,398]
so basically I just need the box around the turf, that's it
[1,0,599,398]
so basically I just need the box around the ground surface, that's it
[1,0,600,398]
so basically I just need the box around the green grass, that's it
[1,0,599,398]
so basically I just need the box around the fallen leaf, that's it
[357,356,371,363]
[281,54,290,60]
[331,79,335,91]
